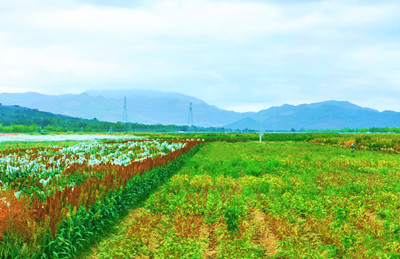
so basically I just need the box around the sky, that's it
[0,0,399,112]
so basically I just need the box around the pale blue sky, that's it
[0,0,399,112]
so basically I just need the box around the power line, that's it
[188,102,193,127]
[122,96,128,123]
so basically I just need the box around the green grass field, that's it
[89,141,400,258]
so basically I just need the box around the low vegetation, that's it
[141,132,400,153]
[92,141,400,258]
[2,133,400,258]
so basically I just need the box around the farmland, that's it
[90,138,400,258]
[0,138,203,257]
[1,133,400,258]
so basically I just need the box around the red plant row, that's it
[0,140,203,242]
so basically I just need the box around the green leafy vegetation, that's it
[92,141,400,258]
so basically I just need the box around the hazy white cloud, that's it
[0,0,399,111]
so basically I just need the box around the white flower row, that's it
[0,140,186,184]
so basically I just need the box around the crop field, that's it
[0,138,203,258]
[90,140,400,258]
[1,134,400,258]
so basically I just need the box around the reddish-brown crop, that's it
[0,139,203,244]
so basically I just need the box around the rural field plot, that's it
[0,139,203,258]
[91,141,400,258]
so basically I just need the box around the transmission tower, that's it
[188,102,193,128]
[122,96,128,123]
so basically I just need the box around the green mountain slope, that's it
[0,104,215,133]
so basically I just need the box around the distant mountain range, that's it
[1,90,399,130]
[0,90,246,127]
[226,101,400,130]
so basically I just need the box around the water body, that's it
[0,134,141,143]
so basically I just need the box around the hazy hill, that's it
[0,90,247,127]
[1,90,400,130]
[227,101,400,130]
